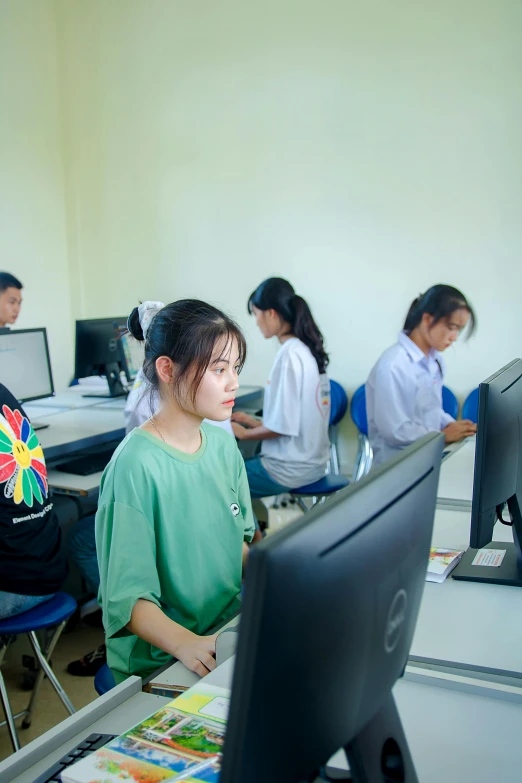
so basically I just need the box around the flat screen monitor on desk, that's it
[118,329,144,383]
[74,317,128,397]
[0,329,54,430]
[453,358,522,587]
[221,432,444,783]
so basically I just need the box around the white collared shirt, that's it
[366,332,454,466]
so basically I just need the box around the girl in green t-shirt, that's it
[96,300,255,683]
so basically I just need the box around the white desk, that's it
[155,656,522,783]
[4,655,522,783]
[25,387,117,411]
[409,507,522,678]
[38,408,125,461]
[46,469,105,497]
[437,437,475,510]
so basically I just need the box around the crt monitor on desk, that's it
[0,328,54,404]
[221,432,444,783]
[452,358,522,587]
[74,317,128,397]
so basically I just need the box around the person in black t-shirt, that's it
[0,384,67,618]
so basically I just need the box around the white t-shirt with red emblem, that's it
[261,338,331,488]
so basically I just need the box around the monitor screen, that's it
[120,331,144,381]
[0,329,54,403]
[453,358,522,586]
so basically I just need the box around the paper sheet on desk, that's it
[472,549,506,567]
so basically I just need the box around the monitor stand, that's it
[453,501,522,587]
[81,364,127,399]
[344,691,418,783]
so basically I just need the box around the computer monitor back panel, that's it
[0,329,54,402]
[221,433,444,783]
[74,318,127,379]
[471,359,522,549]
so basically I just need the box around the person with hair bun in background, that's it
[366,284,477,467]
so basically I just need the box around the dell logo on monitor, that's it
[384,589,407,654]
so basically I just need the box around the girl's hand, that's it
[174,630,218,677]
[443,420,477,444]
[231,411,259,428]
[231,421,248,440]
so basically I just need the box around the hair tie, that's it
[138,301,165,339]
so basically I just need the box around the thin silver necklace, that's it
[148,415,167,444]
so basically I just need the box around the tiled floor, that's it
[0,623,104,762]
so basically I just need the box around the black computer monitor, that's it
[0,328,54,403]
[221,432,444,783]
[119,329,144,383]
[74,317,128,397]
[452,359,522,587]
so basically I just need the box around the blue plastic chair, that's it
[0,593,77,751]
[350,385,372,481]
[328,380,349,475]
[442,386,459,420]
[289,380,350,511]
[290,473,350,513]
[94,663,116,695]
[462,388,479,424]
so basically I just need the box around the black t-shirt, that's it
[0,384,67,595]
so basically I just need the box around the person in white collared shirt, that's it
[366,284,477,467]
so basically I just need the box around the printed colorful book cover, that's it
[426,548,464,582]
[428,548,463,572]
[61,683,230,783]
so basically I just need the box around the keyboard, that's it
[32,733,117,783]
[55,448,116,476]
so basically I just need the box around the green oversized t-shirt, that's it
[95,423,255,682]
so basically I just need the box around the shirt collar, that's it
[398,331,438,365]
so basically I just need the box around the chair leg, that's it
[330,443,340,475]
[0,642,20,752]
[352,435,364,482]
[27,628,75,717]
[296,497,309,514]
[355,435,372,481]
[361,439,373,477]
[22,622,70,729]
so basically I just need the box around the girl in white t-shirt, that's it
[232,278,331,537]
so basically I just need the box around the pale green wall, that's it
[2,1,521,469]
[0,0,73,389]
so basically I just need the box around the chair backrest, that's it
[350,384,368,436]
[329,380,348,427]
[442,385,459,420]
[462,387,479,424]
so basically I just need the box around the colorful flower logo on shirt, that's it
[0,405,48,506]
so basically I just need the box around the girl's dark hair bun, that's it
[128,306,144,342]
